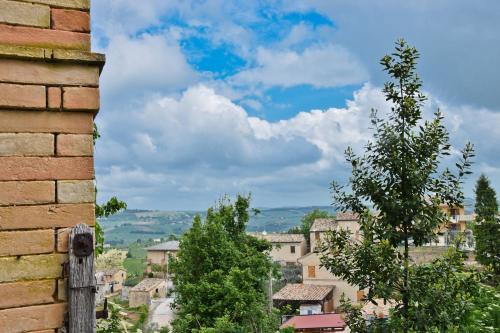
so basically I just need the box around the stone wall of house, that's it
[0,1,104,332]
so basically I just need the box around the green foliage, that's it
[474,174,500,279]
[171,195,281,332]
[322,40,475,332]
[97,304,125,333]
[130,304,149,331]
[454,284,500,332]
[474,174,499,222]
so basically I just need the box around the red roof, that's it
[281,313,346,330]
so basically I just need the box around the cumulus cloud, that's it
[232,45,369,88]
[99,33,198,98]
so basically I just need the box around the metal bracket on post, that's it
[68,224,96,333]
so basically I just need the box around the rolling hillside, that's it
[99,206,337,245]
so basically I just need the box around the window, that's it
[308,265,316,278]
[357,290,365,301]
[315,231,320,240]
[290,246,295,253]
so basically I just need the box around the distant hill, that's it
[99,206,337,246]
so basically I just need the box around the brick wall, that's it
[0,1,104,332]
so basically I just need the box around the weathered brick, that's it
[0,303,66,333]
[0,280,55,309]
[0,229,54,256]
[56,134,92,156]
[57,180,94,203]
[0,254,67,282]
[0,111,93,134]
[0,24,90,50]
[0,83,45,109]
[0,0,50,28]
[62,86,99,111]
[51,9,89,32]
[0,133,54,156]
[0,203,94,230]
[0,181,55,205]
[0,156,93,181]
[0,59,99,86]
[16,0,89,10]
[47,87,61,110]
[57,279,66,301]
[56,226,93,252]
[28,330,56,333]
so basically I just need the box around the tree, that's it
[321,40,474,332]
[474,174,498,221]
[171,195,281,332]
[288,209,332,250]
[473,174,500,280]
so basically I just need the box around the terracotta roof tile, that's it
[280,313,346,329]
[272,283,334,301]
[130,278,165,292]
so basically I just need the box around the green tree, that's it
[171,195,281,332]
[474,174,500,280]
[474,174,498,221]
[93,124,127,255]
[321,39,474,332]
[288,209,332,250]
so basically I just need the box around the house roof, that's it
[310,212,360,232]
[273,283,334,301]
[280,313,346,329]
[102,268,125,276]
[310,218,336,232]
[130,278,165,292]
[145,240,180,251]
[249,232,305,243]
[336,211,359,221]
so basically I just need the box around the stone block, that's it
[16,0,89,10]
[62,86,99,111]
[0,280,56,309]
[0,229,54,256]
[0,58,99,86]
[0,23,90,50]
[0,83,45,110]
[0,181,55,205]
[51,8,89,32]
[0,253,67,282]
[0,303,66,333]
[56,134,93,156]
[47,87,62,110]
[0,156,94,181]
[0,111,93,134]
[57,279,66,301]
[0,203,95,230]
[0,133,54,156]
[0,0,50,28]
[57,180,94,203]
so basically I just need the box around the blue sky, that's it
[91,0,500,210]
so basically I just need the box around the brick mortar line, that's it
[0,80,99,88]
[0,301,68,312]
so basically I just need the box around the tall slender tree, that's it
[473,174,499,280]
[321,40,474,332]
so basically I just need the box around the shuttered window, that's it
[308,265,316,278]
[290,246,295,253]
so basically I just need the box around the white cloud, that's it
[100,34,198,98]
[232,44,369,88]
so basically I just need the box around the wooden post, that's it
[68,224,96,332]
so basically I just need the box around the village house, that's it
[95,268,127,304]
[299,213,364,308]
[250,232,307,265]
[272,283,335,315]
[280,313,347,332]
[129,278,167,308]
[145,240,180,275]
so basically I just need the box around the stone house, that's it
[146,241,179,267]
[309,212,360,252]
[272,283,335,314]
[129,278,167,308]
[249,232,307,265]
[95,268,127,305]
